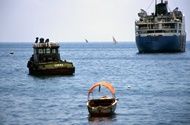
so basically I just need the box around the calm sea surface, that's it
[0,42,190,125]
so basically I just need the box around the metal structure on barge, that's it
[135,0,186,53]
[27,37,75,75]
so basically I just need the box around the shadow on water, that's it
[27,74,75,80]
[136,51,184,55]
[88,113,117,123]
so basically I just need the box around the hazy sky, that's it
[1,0,190,42]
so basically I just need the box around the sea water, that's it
[0,42,190,125]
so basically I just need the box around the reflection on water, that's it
[28,74,75,80]
[88,114,117,123]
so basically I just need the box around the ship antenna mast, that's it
[155,0,157,16]
[146,0,154,12]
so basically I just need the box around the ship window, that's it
[38,49,44,54]
[52,49,57,53]
[46,48,50,54]
[179,24,182,29]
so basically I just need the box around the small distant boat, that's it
[27,37,75,75]
[10,52,14,54]
[112,36,117,44]
[85,39,89,43]
[87,82,118,117]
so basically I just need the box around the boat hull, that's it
[27,61,75,76]
[135,35,186,53]
[87,99,117,117]
[28,67,75,75]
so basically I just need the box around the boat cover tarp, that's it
[88,82,115,94]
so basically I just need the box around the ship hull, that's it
[136,35,186,53]
[28,67,75,76]
[27,61,75,76]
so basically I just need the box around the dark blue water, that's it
[0,42,190,125]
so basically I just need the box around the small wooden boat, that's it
[87,82,118,117]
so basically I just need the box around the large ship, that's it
[27,37,75,75]
[135,0,186,53]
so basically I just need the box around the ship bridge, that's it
[32,38,61,63]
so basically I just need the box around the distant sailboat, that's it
[85,39,89,43]
[112,36,117,44]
